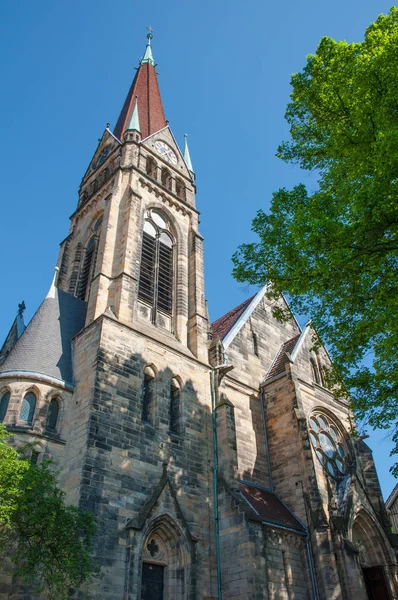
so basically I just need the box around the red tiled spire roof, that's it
[114,35,167,141]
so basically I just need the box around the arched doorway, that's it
[352,511,393,599]
[140,515,190,600]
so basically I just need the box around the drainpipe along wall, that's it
[210,367,223,600]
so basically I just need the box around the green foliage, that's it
[0,426,96,599]
[233,8,398,474]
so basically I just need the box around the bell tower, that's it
[57,32,208,362]
[54,33,215,600]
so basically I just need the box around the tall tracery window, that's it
[0,391,10,423]
[20,392,36,424]
[308,411,349,479]
[46,398,60,431]
[169,377,181,435]
[138,210,174,318]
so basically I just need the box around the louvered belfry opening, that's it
[138,210,174,322]
[139,232,156,305]
[77,239,95,300]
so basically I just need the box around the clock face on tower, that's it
[154,140,177,165]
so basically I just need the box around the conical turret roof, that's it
[0,285,87,385]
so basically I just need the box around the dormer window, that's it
[138,210,174,320]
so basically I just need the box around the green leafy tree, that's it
[233,8,398,473]
[0,426,96,599]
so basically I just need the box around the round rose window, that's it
[308,412,348,478]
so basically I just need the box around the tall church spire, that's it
[113,32,167,141]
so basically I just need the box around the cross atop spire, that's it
[114,31,166,141]
[141,29,155,66]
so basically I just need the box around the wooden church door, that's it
[141,563,164,600]
[363,566,390,600]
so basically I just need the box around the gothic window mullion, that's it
[138,212,174,323]
[152,235,161,323]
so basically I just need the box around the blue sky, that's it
[0,0,395,497]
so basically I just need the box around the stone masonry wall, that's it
[72,315,214,599]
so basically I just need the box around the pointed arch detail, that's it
[141,514,192,600]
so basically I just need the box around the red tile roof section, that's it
[265,334,301,380]
[240,483,304,532]
[114,62,167,141]
[211,295,255,341]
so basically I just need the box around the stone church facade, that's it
[0,33,397,600]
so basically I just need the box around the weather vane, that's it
[146,25,154,36]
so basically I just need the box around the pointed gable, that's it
[212,295,255,341]
[114,36,167,141]
[265,334,301,380]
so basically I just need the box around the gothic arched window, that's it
[0,391,10,423]
[161,168,172,192]
[77,236,96,301]
[310,357,320,384]
[175,178,186,201]
[20,392,36,424]
[308,411,349,479]
[169,377,181,435]
[46,398,60,431]
[146,156,157,179]
[142,366,156,423]
[138,210,174,318]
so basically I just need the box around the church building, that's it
[0,33,397,600]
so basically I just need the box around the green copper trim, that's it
[140,33,155,66]
[127,97,141,132]
[183,134,194,172]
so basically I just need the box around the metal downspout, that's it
[305,534,320,600]
[210,368,223,600]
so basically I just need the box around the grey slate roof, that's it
[0,288,87,385]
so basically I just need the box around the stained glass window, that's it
[0,391,10,423]
[20,392,36,424]
[308,412,349,478]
